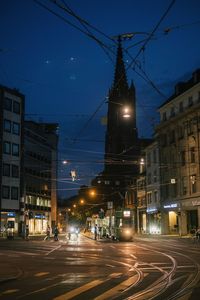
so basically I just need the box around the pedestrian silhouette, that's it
[44,225,51,240]
[54,226,59,241]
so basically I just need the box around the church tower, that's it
[104,37,138,175]
[92,37,140,207]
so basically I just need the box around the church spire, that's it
[113,36,128,92]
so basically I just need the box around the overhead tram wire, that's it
[53,0,165,98]
[127,0,176,71]
[52,0,116,63]
[50,2,166,141]
[34,0,115,60]
[34,0,176,144]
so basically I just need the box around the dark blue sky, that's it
[1,0,200,198]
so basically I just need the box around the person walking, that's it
[44,225,51,241]
[25,225,29,240]
[54,226,59,241]
[94,224,98,240]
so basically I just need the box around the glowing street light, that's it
[89,190,96,197]
[122,106,131,118]
[80,199,85,205]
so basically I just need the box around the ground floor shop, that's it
[28,212,51,234]
[161,200,200,235]
[0,211,19,236]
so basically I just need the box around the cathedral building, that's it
[92,38,150,210]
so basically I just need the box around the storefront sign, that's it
[7,212,16,217]
[163,203,178,209]
[192,200,200,206]
[35,214,45,219]
[123,210,131,217]
[147,208,157,213]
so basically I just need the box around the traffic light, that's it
[28,211,34,219]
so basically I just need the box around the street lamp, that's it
[89,189,96,197]
[122,106,131,118]
[80,199,85,205]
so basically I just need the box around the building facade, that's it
[21,121,58,234]
[156,69,200,235]
[145,141,161,234]
[0,85,24,233]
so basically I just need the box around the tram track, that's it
[124,243,200,300]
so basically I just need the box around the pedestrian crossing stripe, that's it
[53,273,148,300]
[53,279,103,300]
[94,274,140,300]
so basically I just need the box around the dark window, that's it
[170,130,175,143]
[4,119,11,132]
[177,125,184,139]
[4,97,12,111]
[179,102,183,112]
[147,173,151,184]
[13,101,20,114]
[12,143,19,156]
[190,147,195,163]
[153,169,157,183]
[3,163,10,176]
[2,185,10,199]
[170,107,175,117]
[188,96,193,107]
[161,134,167,146]
[11,187,18,200]
[12,122,20,135]
[12,165,19,178]
[180,151,186,166]
[3,141,11,154]
[162,112,167,121]
[153,149,157,163]
[182,177,187,195]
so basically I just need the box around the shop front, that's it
[0,211,19,236]
[161,202,180,234]
[147,208,161,234]
[28,212,50,234]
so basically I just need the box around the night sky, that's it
[1,0,200,198]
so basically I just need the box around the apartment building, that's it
[22,121,58,234]
[0,85,24,233]
[145,141,161,234]
[156,69,200,235]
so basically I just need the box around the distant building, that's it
[145,141,161,234]
[0,85,24,233]
[156,69,200,235]
[22,121,58,234]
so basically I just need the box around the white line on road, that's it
[53,279,103,300]
[45,245,61,256]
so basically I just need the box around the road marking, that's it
[130,254,137,259]
[34,272,50,277]
[1,289,19,295]
[109,273,122,278]
[53,279,103,300]
[94,274,139,300]
[65,247,103,252]
[45,245,61,256]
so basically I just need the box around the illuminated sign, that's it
[147,208,157,213]
[123,210,131,217]
[7,212,16,217]
[35,214,45,219]
[163,203,177,209]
